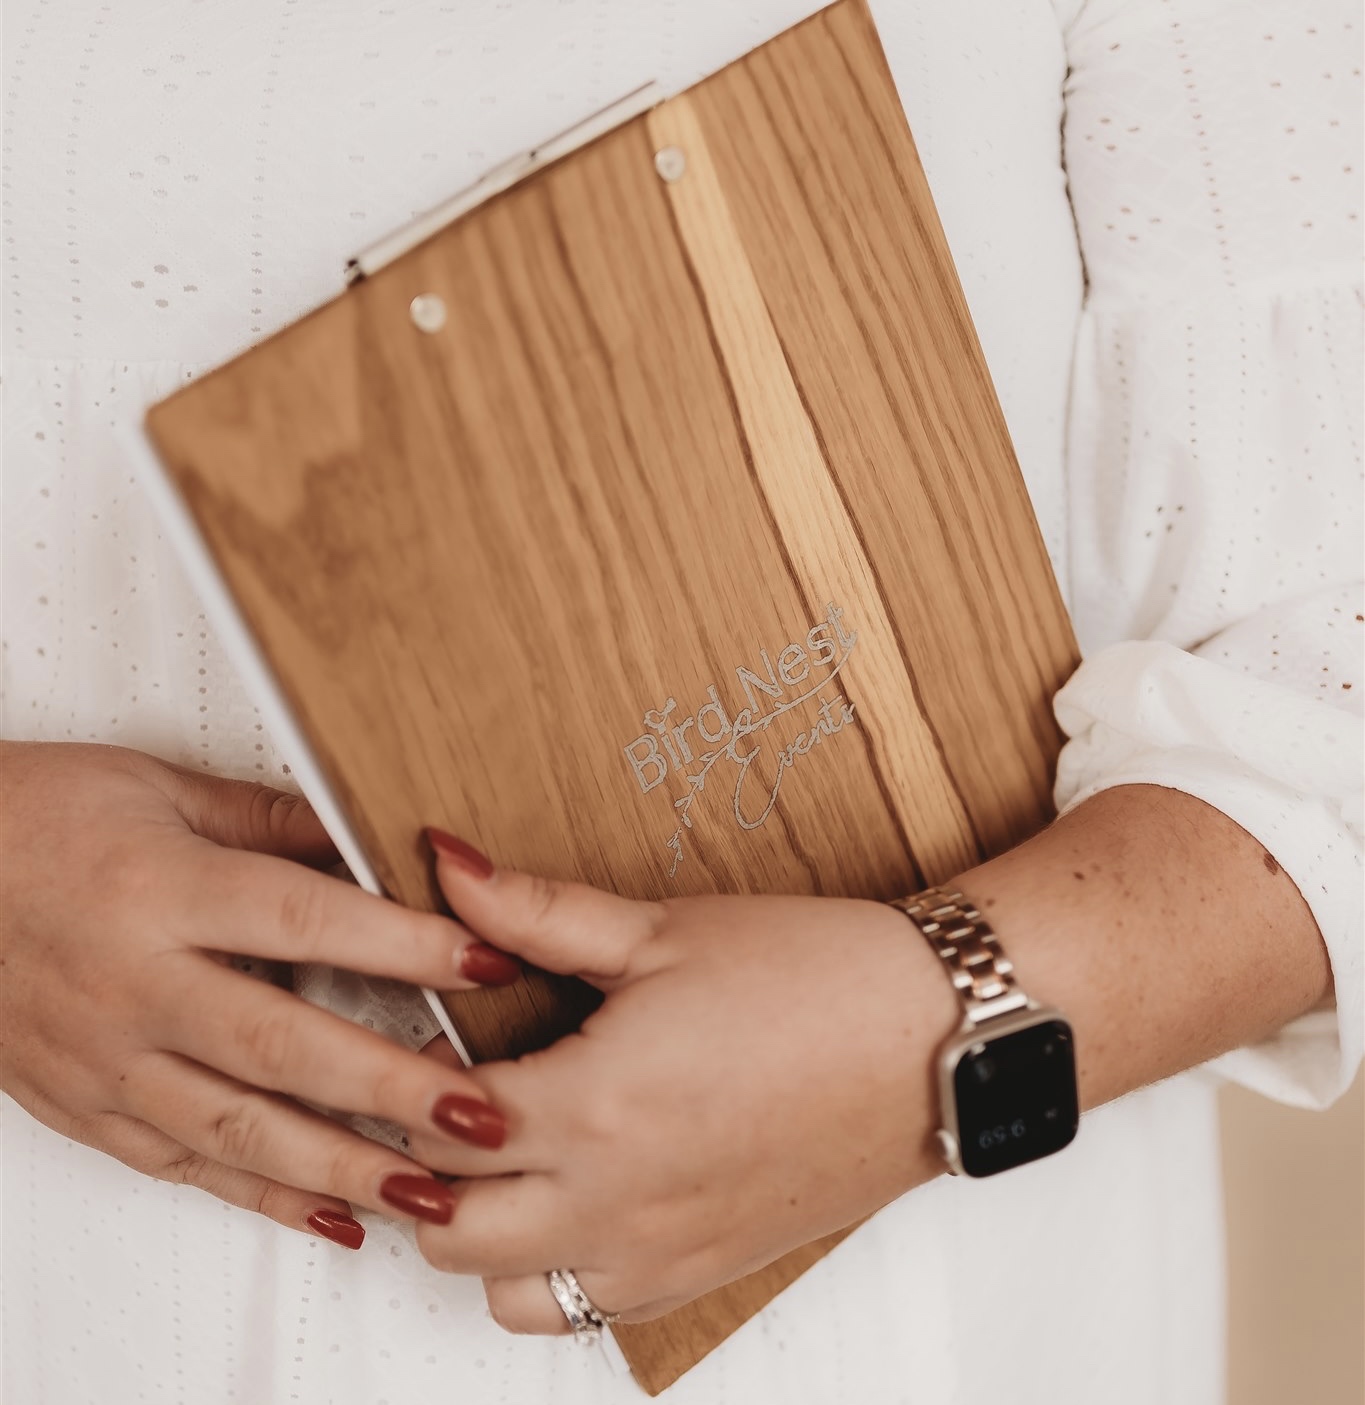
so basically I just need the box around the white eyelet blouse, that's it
[2,2,1359,1403]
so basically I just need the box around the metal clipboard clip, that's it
[345,81,663,284]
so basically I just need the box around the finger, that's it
[419,1033,463,1068]
[414,1174,578,1278]
[484,1274,571,1336]
[403,1116,507,1176]
[170,842,522,991]
[156,959,531,1162]
[426,828,664,989]
[484,1273,685,1334]
[157,767,340,867]
[82,1107,367,1249]
[409,1032,512,1171]
[402,1114,540,1177]
[120,1051,468,1226]
[482,1270,664,1335]
[403,1048,567,1177]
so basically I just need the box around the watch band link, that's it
[888,886,1030,1024]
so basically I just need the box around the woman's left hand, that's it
[403,830,956,1333]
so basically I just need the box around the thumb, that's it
[166,767,340,866]
[425,828,663,989]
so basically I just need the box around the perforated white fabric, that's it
[1055,0,1363,1105]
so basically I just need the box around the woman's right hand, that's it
[0,741,517,1249]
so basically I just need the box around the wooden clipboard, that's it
[138,0,1079,1391]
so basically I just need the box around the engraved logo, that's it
[623,603,859,875]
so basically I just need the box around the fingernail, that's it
[432,1093,508,1149]
[307,1210,365,1250]
[426,827,495,880]
[460,941,521,986]
[379,1174,458,1226]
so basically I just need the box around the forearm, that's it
[950,783,1333,1116]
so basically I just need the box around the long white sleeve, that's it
[1055,615,1363,1107]
[1055,0,1363,1106]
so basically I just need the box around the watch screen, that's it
[953,1018,1078,1177]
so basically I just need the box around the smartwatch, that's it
[889,887,1080,1178]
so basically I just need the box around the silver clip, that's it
[345,81,664,284]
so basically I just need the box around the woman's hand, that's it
[405,785,1328,1331]
[0,742,522,1249]
[403,828,958,1329]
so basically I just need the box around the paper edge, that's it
[116,416,470,1062]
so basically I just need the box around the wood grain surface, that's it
[145,0,1078,1392]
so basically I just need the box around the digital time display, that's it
[952,1018,1078,1177]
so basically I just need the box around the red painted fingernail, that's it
[307,1210,365,1250]
[460,941,521,986]
[379,1174,458,1226]
[426,828,495,880]
[432,1093,508,1149]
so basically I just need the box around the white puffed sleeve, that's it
[1055,0,1364,1107]
[1054,601,1364,1108]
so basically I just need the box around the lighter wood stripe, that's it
[647,96,979,880]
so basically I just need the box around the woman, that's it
[3,1,1360,1401]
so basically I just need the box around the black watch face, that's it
[953,1018,1078,1177]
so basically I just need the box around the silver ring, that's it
[547,1268,620,1344]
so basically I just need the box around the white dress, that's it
[2,3,1360,1403]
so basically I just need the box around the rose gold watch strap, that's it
[888,886,1030,1025]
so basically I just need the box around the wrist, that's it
[887,887,1080,1177]
[946,783,1329,1114]
[852,898,962,1192]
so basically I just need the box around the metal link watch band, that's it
[888,886,1030,1024]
